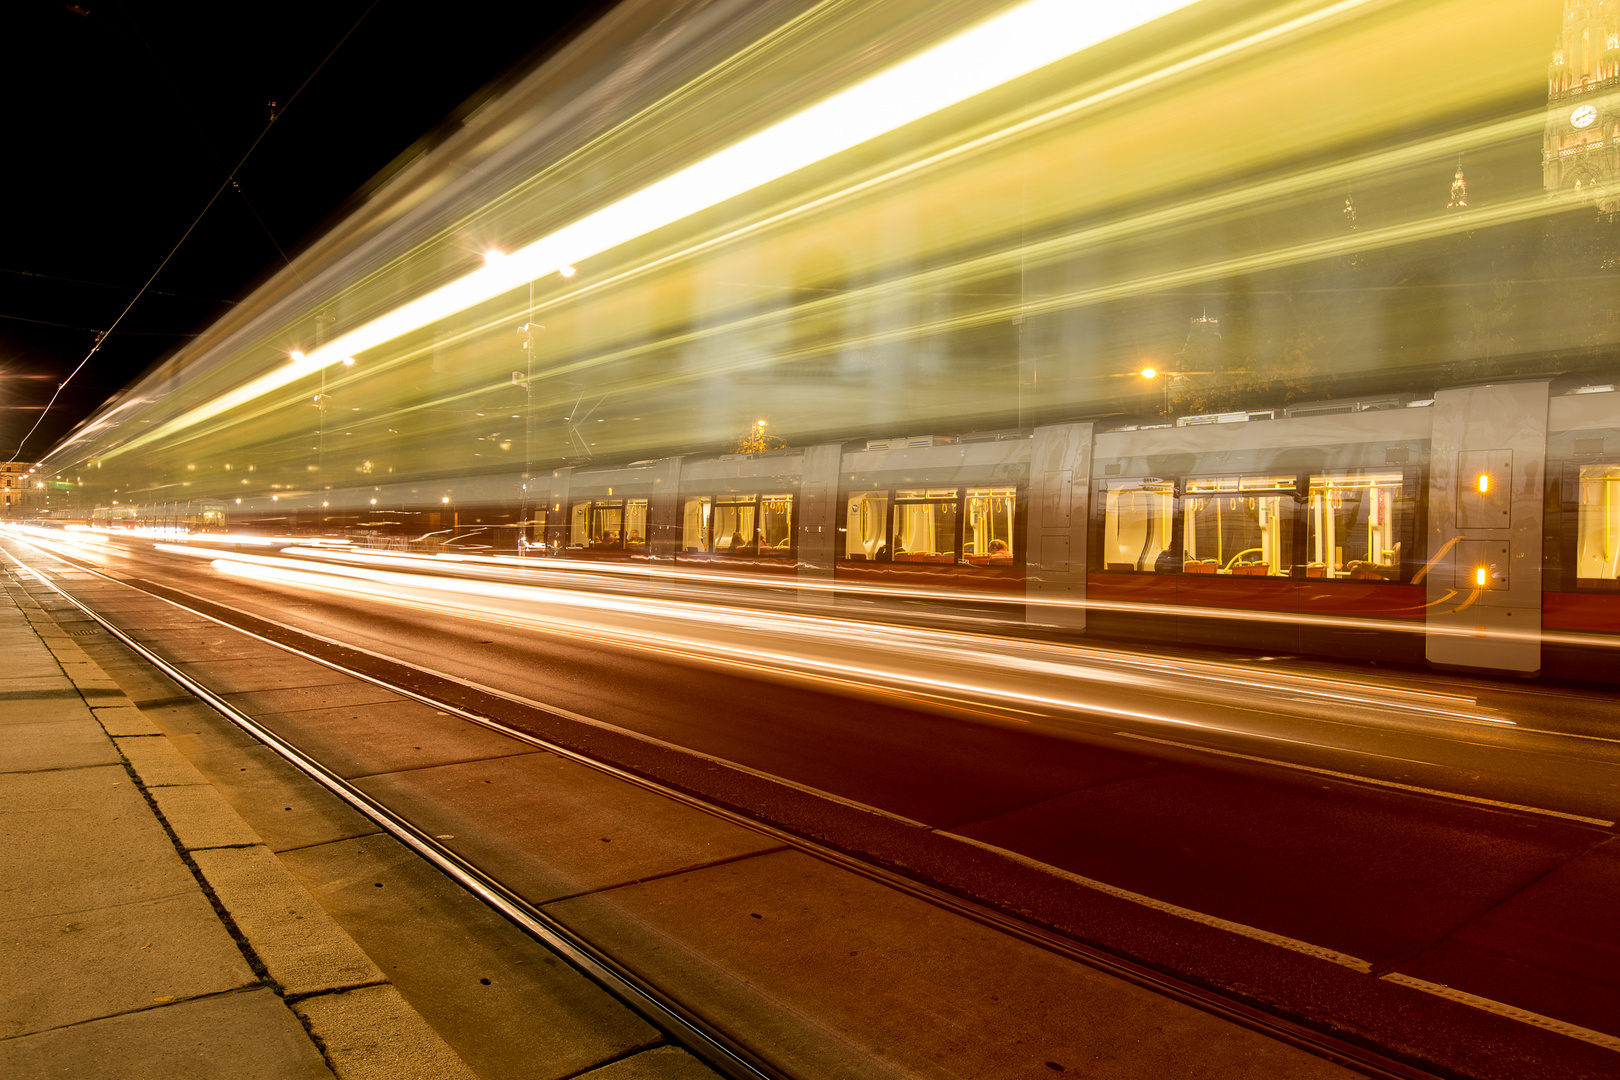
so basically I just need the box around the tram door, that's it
[1026,422,1093,630]
[1425,381,1548,675]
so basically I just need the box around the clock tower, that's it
[1544,1,1620,211]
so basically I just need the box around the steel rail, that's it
[8,541,1443,1080]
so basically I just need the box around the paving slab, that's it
[352,752,782,903]
[116,734,212,787]
[294,984,479,1080]
[281,832,663,1080]
[224,680,406,714]
[131,626,304,660]
[149,782,263,850]
[254,699,538,778]
[0,718,120,772]
[577,1046,721,1080]
[180,742,382,851]
[191,845,386,996]
[0,766,195,918]
[547,848,1358,1080]
[0,694,93,725]
[174,655,365,695]
[92,703,163,735]
[0,987,334,1080]
[1,893,258,1037]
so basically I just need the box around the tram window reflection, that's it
[964,486,1015,563]
[892,488,959,564]
[1183,475,1294,577]
[1101,479,1174,572]
[570,498,643,550]
[682,496,711,552]
[845,492,890,560]
[682,493,794,556]
[1577,464,1620,582]
[1308,471,1404,580]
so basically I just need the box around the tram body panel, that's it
[1425,381,1549,676]
[1026,422,1093,630]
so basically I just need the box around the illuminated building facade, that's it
[1545,0,1620,209]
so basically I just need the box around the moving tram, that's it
[532,374,1620,679]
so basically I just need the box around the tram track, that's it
[2,537,1462,1080]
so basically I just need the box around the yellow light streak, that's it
[100,0,1193,460]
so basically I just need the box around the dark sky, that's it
[2,0,605,462]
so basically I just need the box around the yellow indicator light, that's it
[1475,567,1487,587]
[1477,474,1490,494]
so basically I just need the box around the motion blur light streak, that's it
[101,0,1196,461]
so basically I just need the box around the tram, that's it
[534,374,1620,680]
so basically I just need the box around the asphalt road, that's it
[12,528,1620,1079]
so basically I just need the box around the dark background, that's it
[2,0,604,462]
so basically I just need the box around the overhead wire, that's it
[7,0,382,464]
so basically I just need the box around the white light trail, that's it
[105,0,1193,458]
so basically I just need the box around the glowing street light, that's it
[1140,367,1158,379]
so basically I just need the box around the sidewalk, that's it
[0,564,703,1080]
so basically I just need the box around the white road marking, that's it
[940,831,1374,972]
[1380,973,1620,1053]
[1112,731,1614,827]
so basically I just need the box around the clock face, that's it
[1571,104,1598,129]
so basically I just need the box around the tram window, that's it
[964,487,1016,563]
[1307,472,1404,580]
[623,498,649,549]
[758,494,794,555]
[713,495,757,554]
[844,492,890,560]
[892,488,959,563]
[682,496,711,552]
[1183,475,1294,577]
[569,501,590,547]
[1577,464,1620,582]
[1100,480,1174,572]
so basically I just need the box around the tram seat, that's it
[1184,559,1218,574]
[1231,561,1270,576]
[1306,563,1327,578]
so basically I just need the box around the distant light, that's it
[322,501,329,508]
[272,495,278,501]
[558,265,577,278]
[756,419,768,427]
[235,498,241,504]
[342,357,356,367]
[441,496,450,504]
[290,350,305,362]
[485,249,504,263]
[1477,474,1490,494]
[1140,367,1158,379]
[1475,567,1487,587]
[370,498,378,505]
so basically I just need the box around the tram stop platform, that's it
[0,568,714,1080]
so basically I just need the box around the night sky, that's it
[3,0,603,462]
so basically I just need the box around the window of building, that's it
[1307,471,1405,580]
[1183,475,1294,576]
[1577,464,1620,582]
[1100,479,1174,572]
[964,486,1016,562]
